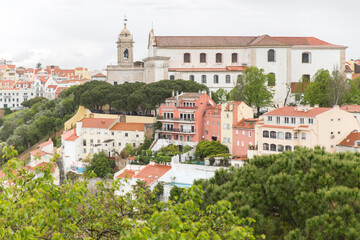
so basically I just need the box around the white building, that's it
[108,20,347,105]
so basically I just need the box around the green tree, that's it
[211,88,231,104]
[85,151,115,178]
[346,77,360,104]
[231,66,273,115]
[21,97,47,108]
[195,140,227,159]
[0,146,257,239]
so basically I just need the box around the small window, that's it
[213,75,219,84]
[200,53,206,63]
[268,116,272,122]
[302,133,306,140]
[225,75,231,83]
[285,145,292,151]
[216,53,222,63]
[276,117,280,124]
[278,132,284,139]
[302,52,310,63]
[270,144,277,151]
[268,73,276,86]
[125,133,128,137]
[309,118,314,124]
[278,145,284,152]
[268,49,275,62]
[263,143,269,150]
[300,118,304,124]
[302,74,310,83]
[232,53,238,63]
[270,131,276,139]
[201,75,207,84]
[263,130,269,138]
[284,117,289,124]
[291,118,296,124]
[184,53,191,63]
[294,132,298,140]
[170,75,175,80]
[285,132,292,140]
[189,75,195,81]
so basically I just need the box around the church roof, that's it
[154,35,345,48]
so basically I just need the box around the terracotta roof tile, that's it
[261,125,295,129]
[340,105,360,113]
[117,170,136,179]
[39,138,53,149]
[264,106,331,117]
[82,118,116,129]
[133,164,171,186]
[233,118,258,129]
[155,36,257,47]
[61,129,79,141]
[110,123,145,131]
[338,131,360,147]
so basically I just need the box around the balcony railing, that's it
[157,116,195,122]
[159,128,195,134]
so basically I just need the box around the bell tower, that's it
[117,16,134,66]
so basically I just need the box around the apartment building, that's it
[232,118,257,157]
[256,106,360,155]
[157,92,214,142]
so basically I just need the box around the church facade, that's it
[107,21,346,105]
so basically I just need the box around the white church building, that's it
[107,20,346,105]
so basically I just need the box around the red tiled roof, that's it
[61,129,79,141]
[39,138,53,149]
[93,73,106,77]
[117,170,136,179]
[30,149,48,157]
[297,125,310,128]
[233,118,258,129]
[264,106,331,117]
[110,123,145,131]
[340,105,360,113]
[47,85,57,90]
[133,164,171,186]
[27,162,55,173]
[338,131,360,147]
[273,37,345,47]
[82,118,116,129]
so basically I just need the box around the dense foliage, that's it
[85,151,115,178]
[193,147,360,239]
[0,147,257,239]
[230,66,274,114]
[0,95,77,157]
[66,79,208,115]
[195,140,227,159]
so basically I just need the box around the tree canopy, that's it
[85,151,115,178]
[0,146,258,239]
[195,140,227,159]
[230,66,274,114]
[193,147,360,239]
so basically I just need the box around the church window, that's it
[123,49,129,60]
[184,53,191,63]
[268,73,276,86]
[232,53,238,63]
[214,75,219,84]
[302,52,311,63]
[189,75,195,81]
[216,53,222,63]
[226,75,231,83]
[201,75,207,84]
[200,53,206,63]
[170,75,175,80]
[268,49,275,62]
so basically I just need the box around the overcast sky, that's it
[1,0,359,70]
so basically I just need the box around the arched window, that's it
[285,132,292,140]
[184,53,191,63]
[270,131,276,139]
[200,53,206,63]
[170,75,175,80]
[285,145,292,151]
[226,75,231,83]
[270,144,276,151]
[189,75,195,81]
[263,130,269,138]
[268,49,275,62]
[216,53,222,63]
[278,145,284,152]
[268,73,276,86]
[232,53,238,63]
[213,75,219,84]
[277,132,284,139]
[302,52,310,63]
[263,143,269,150]
[201,75,207,84]
[123,49,129,60]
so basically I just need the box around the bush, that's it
[195,141,227,159]
[85,152,115,178]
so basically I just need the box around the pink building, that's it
[157,92,215,142]
[232,118,258,157]
[203,104,221,141]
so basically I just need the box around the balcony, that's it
[157,116,195,122]
[158,128,195,134]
